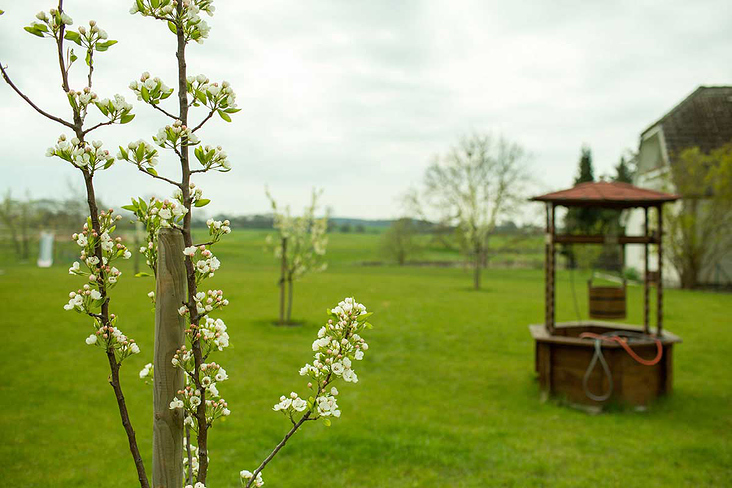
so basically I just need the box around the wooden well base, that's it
[529,321,681,408]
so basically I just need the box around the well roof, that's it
[531,181,679,208]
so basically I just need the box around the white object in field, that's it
[37,231,54,268]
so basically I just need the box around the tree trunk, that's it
[286,277,294,324]
[153,228,186,488]
[278,237,287,325]
[20,203,29,261]
[473,253,481,290]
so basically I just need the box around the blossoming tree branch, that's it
[1,1,374,487]
[0,1,149,486]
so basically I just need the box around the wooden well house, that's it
[529,181,682,408]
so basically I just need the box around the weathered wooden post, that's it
[643,206,650,334]
[153,228,186,487]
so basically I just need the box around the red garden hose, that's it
[579,332,663,366]
[580,331,664,401]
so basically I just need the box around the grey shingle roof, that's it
[643,86,732,159]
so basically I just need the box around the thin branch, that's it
[0,64,75,129]
[136,165,183,188]
[87,49,94,88]
[152,103,179,120]
[245,412,312,488]
[56,0,71,93]
[191,108,215,132]
[185,423,193,486]
[82,120,115,137]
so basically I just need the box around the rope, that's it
[579,331,664,401]
[582,336,614,401]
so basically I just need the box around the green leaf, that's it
[85,49,92,67]
[70,49,78,63]
[134,272,152,278]
[121,204,137,211]
[103,160,114,169]
[358,312,373,322]
[118,146,129,160]
[67,93,78,110]
[24,26,44,38]
[167,21,177,34]
[141,86,150,103]
[64,30,82,45]
[224,107,242,114]
[161,89,174,100]
[217,109,232,122]
[195,90,207,105]
[151,0,160,8]
[120,113,135,124]
[194,146,204,163]
[95,40,117,52]
[136,0,145,12]
[95,102,109,116]
[146,167,158,176]
[194,198,211,207]
[323,418,331,427]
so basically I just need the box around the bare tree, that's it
[665,143,732,288]
[380,218,421,265]
[407,133,530,289]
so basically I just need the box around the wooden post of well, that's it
[544,204,551,333]
[656,204,664,336]
[548,204,556,332]
[643,206,649,334]
[153,228,186,488]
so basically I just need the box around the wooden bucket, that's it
[588,279,626,319]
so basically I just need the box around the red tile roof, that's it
[531,181,679,208]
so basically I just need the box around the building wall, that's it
[625,163,681,287]
[626,129,732,287]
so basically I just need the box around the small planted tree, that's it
[265,188,328,325]
[407,132,530,289]
[380,218,421,265]
[2,2,373,487]
[665,143,732,288]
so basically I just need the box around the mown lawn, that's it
[0,230,730,487]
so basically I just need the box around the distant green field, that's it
[0,230,730,487]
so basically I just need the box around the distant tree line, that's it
[0,189,89,262]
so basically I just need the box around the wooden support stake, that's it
[153,228,186,488]
[657,205,664,336]
[643,207,649,334]
[279,237,287,325]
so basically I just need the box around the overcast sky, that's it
[1,0,730,220]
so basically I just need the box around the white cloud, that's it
[1,0,729,219]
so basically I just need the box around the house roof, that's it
[530,181,680,208]
[642,86,732,159]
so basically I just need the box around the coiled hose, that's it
[580,331,663,402]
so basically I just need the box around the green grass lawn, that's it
[0,230,730,487]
